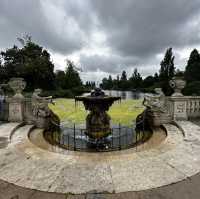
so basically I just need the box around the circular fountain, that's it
[43,88,152,152]
[75,88,121,140]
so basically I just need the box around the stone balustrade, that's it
[185,96,200,118]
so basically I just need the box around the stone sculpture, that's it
[31,89,59,129]
[141,88,172,127]
[32,89,52,118]
[75,88,121,140]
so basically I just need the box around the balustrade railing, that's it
[186,97,200,118]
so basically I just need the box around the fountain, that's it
[43,88,151,152]
[75,88,121,141]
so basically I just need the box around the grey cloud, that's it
[79,54,140,73]
[90,0,200,58]
[1,0,200,78]
[0,0,95,54]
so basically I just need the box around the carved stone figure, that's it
[143,88,166,113]
[32,89,52,118]
[141,88,172,127]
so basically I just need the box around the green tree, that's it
[55,70,66,89]
[129,68,143,89]
[1,40,55,90]
[159,48,175,80]
[64,60,82,89]
[120,70,127,81]
[159,48,175,95]
[119,70,129,90]
[142,76,155,88]
[185,49,200,83]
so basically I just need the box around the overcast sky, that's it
[1,0,200,82]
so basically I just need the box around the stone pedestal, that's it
[8,97,25,122]
[169,97,188,121]
[7,78,26,123]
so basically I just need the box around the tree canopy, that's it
[0,40,55,90]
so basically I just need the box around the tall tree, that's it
[120,70,127,81]
[119,70,129,90]
[55,70,66,89]
[159,48,175,95]
[129,68,142,88]
[64,60,82,89]
[159,48,175,81]
[185,49,200,82]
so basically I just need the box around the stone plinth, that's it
[168,97,188,121]
[7,78,26,122]
[8,97,25,122]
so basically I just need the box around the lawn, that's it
[49,98,144,126]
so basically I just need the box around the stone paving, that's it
[2,173,200,199]
[0,121,200,198]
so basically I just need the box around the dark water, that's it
[104,90,145,100]
[45,125,151,152]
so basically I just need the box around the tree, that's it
[119,70,129,90]
[101,76,113,90]
[55,70,66,89]
[159,48,175,81]
[1,41,55,90]
[120,70,127,81]
[0,45,23,81]
[64,60,82,89]
[129,68,143,89]
[142,76,155,88]
[185,49,200,83]
[159,48,175,95]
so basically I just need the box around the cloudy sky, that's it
[1,0,200,82]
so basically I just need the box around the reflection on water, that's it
[104,90,145,100]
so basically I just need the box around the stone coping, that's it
[0,121,199,194]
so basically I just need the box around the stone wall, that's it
[144,76,200,127]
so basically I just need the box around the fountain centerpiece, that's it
[75,88,121,140]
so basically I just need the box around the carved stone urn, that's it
[169,76,186,97]
[8,78,26,99]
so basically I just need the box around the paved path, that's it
[1,121,200,198]
[1,173,200,199]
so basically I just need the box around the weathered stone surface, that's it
[1,121,200,195]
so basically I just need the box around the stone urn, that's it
[8,78,26,99]
[169,76,186,97]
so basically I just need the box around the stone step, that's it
[11,125,35,145]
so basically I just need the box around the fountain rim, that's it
[74,95,121,102]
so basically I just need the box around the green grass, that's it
[49,98,144,126]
